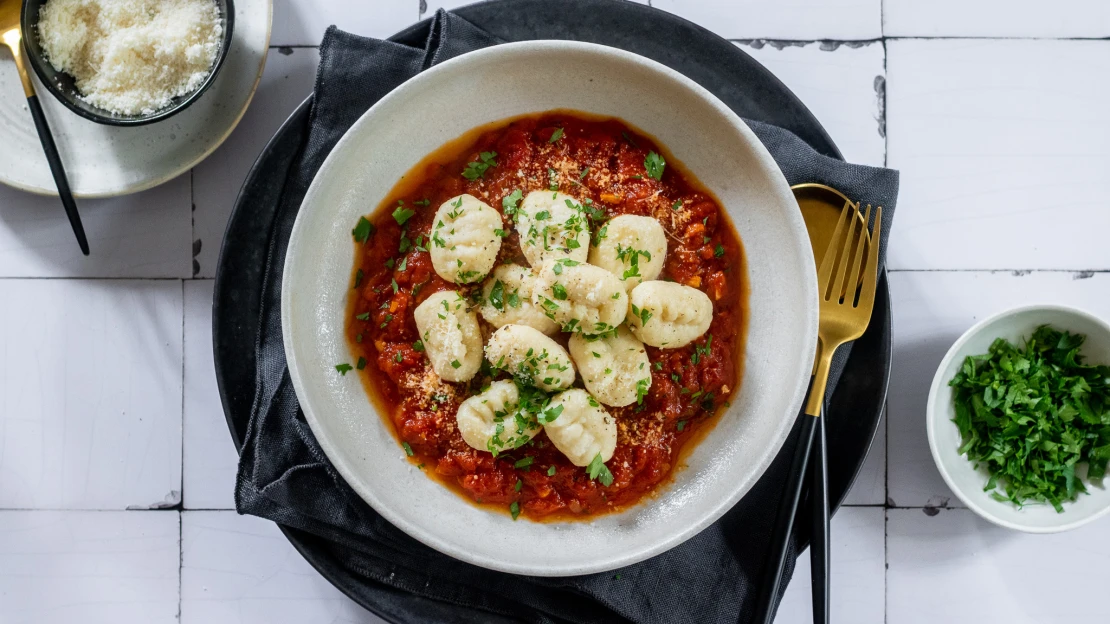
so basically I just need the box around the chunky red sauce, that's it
[346,111,747,520]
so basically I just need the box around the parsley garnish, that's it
[413,339,425,352]
[551,283,568,300]
[644,151,665,180]
[587,454,614,486]
[677,420,687,432]
[635,378,650,405]
[547,465,557,477]
[451,359,462,369]
[502,189,523,218]
[671,200,682,211]
[353,269,364,289]
[352,217,375,243]
[949,326,1110,512]
[462,151,497,180]
[402,442,414,457]
[514,456,534,469]
[355,312,370,321]
[549,127,564,143]
[392,204,415,226]
[489,280,505,311]
[715,244,725,258]
[510,501,521,520]
[335,363,353,375]
[356,357,367,370]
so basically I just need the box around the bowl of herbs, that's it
[927,305,1110,533]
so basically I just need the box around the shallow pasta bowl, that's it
[282,41,817,576]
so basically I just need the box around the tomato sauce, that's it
[345,111,748,520]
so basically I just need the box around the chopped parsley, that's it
[677,420,687,432]
[402,442,414,457]
[672,200,683,211]
[644,151,665,180]
[353,269,364,289]
[391,278,399,294]
[547,465,557,477]
[356,357,367,370]
[949,326,1110,512]
[514,456,534,469]
[587,453,614,487]
[489,280,506,310]
[515,479,523,492]
[715,244,725,258]
[335,363,353,375]
[635,378,650,405]
[551,283,568,300]
[352,217,375,243]
[392,203,415,226]
[462,151,497,180]
[451,359,462,369]
[579,166,590,179]
[502,189,524,218]
[548,127,564,143]
[413,339,425,352]
[355,312,370,321]
[510,501,521,520]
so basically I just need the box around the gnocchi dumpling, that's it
[455,380,540,455]
[543,389,617,467]
[516,190,590,267]
[532,260,628,335]
[429,194,503,284]
[477,264,560,335]
[588,215,668,292]
[413,290,483,382]
[626,281,713,349]
[568,326,652,407]
[485,324,576,392]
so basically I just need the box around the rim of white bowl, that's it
[926,303,1110,533]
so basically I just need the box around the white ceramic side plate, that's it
[282,41,817,576]
[0,0,272,197]
[927,305,1110,533]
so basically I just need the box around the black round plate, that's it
[213,1,891,620]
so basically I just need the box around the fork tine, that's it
[842,204,872,306]
[818,199,855,299]
[829,203,860,303]
[857,206,882,311]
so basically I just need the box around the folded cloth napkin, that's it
[236,10,898,623]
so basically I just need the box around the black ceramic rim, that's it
[213,1,891,619]
[20,0,236,127]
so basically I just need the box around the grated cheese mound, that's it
[38,0,223,116]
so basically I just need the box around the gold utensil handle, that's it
[805,341,833,417]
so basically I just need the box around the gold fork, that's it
[753,199,882,624]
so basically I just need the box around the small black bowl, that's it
[20,0,235,127]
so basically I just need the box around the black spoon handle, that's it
[751,385,818,624]
[810,413,830,624]
[26,95,89,255]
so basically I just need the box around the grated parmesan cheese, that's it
[38,0,223,116]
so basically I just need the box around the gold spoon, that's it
[1,0,88,254]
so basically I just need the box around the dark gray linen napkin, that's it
[236,11,898,624]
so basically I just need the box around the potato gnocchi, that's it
[568,326,652,407]
[543,389,618,467]
[516,190,590,267]
[532,260,628,335]
[478,264,560,335]
[455,380,540,455]
[413,290,483,382]
[485,324,576,392]
[627,281,713,348]
[429,194,503,284]
[588,215,668,292]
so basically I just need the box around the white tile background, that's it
[2,1,1108,622]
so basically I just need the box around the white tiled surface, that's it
[2,1,1109,622]
[884,0,1110,38]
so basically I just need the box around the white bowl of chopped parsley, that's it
[927,305,1110,533]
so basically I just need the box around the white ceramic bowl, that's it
[927,305,1110,533]
[282,41,817,575]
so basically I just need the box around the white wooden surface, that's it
[2,1,1109,622]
